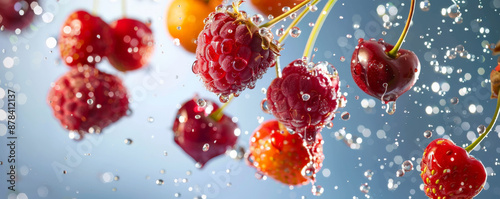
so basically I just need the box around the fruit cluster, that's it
[0,0,37,31]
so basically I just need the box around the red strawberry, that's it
[48,66,129,139]
[172,96,238,168]
[350,38,420,103]
[0,0,36,31]
[58,10,113,67]
[108,18,154,71]
[192,4,279,102]
[266,59,340,143]
[248,120,324,186]
[421,138,487,199]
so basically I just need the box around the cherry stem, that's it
[259,0,313,28]
[465,94,500,153]
[278,0,320,44]
[121,0,127,18]
[208,95,234,122]
[387,0,415,58]
[303,0,337,59]
[275,57,281,78]
[92,0,99,15]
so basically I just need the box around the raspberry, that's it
[48,66,129,139]
[266,59,340,142]
[58,10,113,67]
[192,5,279,102]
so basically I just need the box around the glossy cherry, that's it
[172,96,238,168]
[0,0,36,31]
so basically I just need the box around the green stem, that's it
[208,95,234,122]
[259,0,313,28]
[303,0,337,59]
[387,0,415,58]
[275,57,281,78]
[278,0,321,43]
[465,93,500,153]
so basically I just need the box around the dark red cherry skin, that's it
[172,97,238,168]
[351,38,420,103]
[0,0,36,31]
[108,18,154,71]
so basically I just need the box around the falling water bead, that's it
[423,130,432,138]
[203,143,210,152]
[396,169,405,177]
[340,56,345,62]
[302,94,310,101]
[477,125,486,135]
[251,14,264,25]
[259,27,270,37]
[364,170,374,180]
[260,98,270,114]
[454,16,463,24]
[276,28,285,37]
[456,45,465,53]
[173,38,180,46]
[311,185,324,196]
[447,4,460,19]
[386,101,396,115]
[124,139,133,145]
[402,160,413,172]
[219,95,229,103]
[450,97,459,104]
[197,98,207,107]
[360,183,370,194]
[419,0,430,11]
[282,6,290,13]
[309,22,315,27]
[87,99,93,105]
[156,179,164,185]
[175,193,181,197]
[290,13,297,19]
[148,117,154,123]
[195,162,203,168]
[341,112,350,121]
[309,5,318,12]
[289,27,301,38]
[255,172,264,180]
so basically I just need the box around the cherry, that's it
[350,0,420,114]
[172,96,238,168]
[108,18,154,71]
[0,0,36,31]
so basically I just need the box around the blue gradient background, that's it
[2,0,500,198]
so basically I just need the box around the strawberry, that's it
[192,3,279,102]
[108,18,154,71]
[172,96,238,168]
[420,138,487,199]
[248,120,324,186]
[48,66,129,139]
[266,59,340,142]
[58,10,113,67]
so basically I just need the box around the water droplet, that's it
[341,112,350,120]
[251,14,264,25]
[114,176,120,181]
[148,117,154,123]
[311,185,324,196]
[156,179,164,185]
[456,45,465,53]
[326,122,334,129]
[261,98,270,114]
[386,101,396,115]
[289,27,301,38]
[423,130,432,138]
[175,193,181,197]
[63,170,67,174]
[302,94,310,101]
[87,99,93,105]
[195,162,203,168]
[282,6,290,13]
[124,138,133,145]
[450,97,459,104]
[402,160,413,172]
[197,98,207,107]
[419,0,430,12]
[396,169,405,177]
[203,143,210,152]
[447,4,461,19]
[219,94,229,103]
[173,38,180,46]
[477,125,486,135]
[301,163,315,177]
[255,172,264,180]
[360,183,370,194]
[364,170,374,180]
[309,5,318,12]
[340,56,345,62]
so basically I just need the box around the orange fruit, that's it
[250,0,305,17]
[166,0,222,53]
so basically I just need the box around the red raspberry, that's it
[266,59,340,142]
[421,138,487,199]
[48,66,129,139]
[58,10,113,67]
[192,6,279,102]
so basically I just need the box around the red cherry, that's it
[350,38,420,103]
[172,96,238,168]
[108,18,154,71]
[58,10,113,67]
[421,138,487,199]
[0,0,36,31]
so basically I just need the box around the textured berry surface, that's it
[58,10,113,67]
[48,66,129,139]
[0,0,36,31]
[421,138,487,199]
[266,59,340,141]
[192,9,278,101]
[108,18,154,71]
[351,38,420,103]
[249,120,324,186]
[490,64,500,98]
[172,97,238,167]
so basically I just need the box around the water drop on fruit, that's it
[255,172,264,180]
[173,38,180,46]
[87,99,93,105]
[302,93,310,101]
[386,101,396,115]
[360,183,370,194]
[402,160,413,172]
[311,185,324,196]
[301,163,315,177]
[219,94,229,103]
[477,125,486,135]
[289,27,301,38]
[423,130,432,138]
[282,6,290,13]
[197,98,207,107]
[195,162,203,168]
[396,169,405,177]
[260,98,270,114]
[251,14,264,26]
[203,143,210,152]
